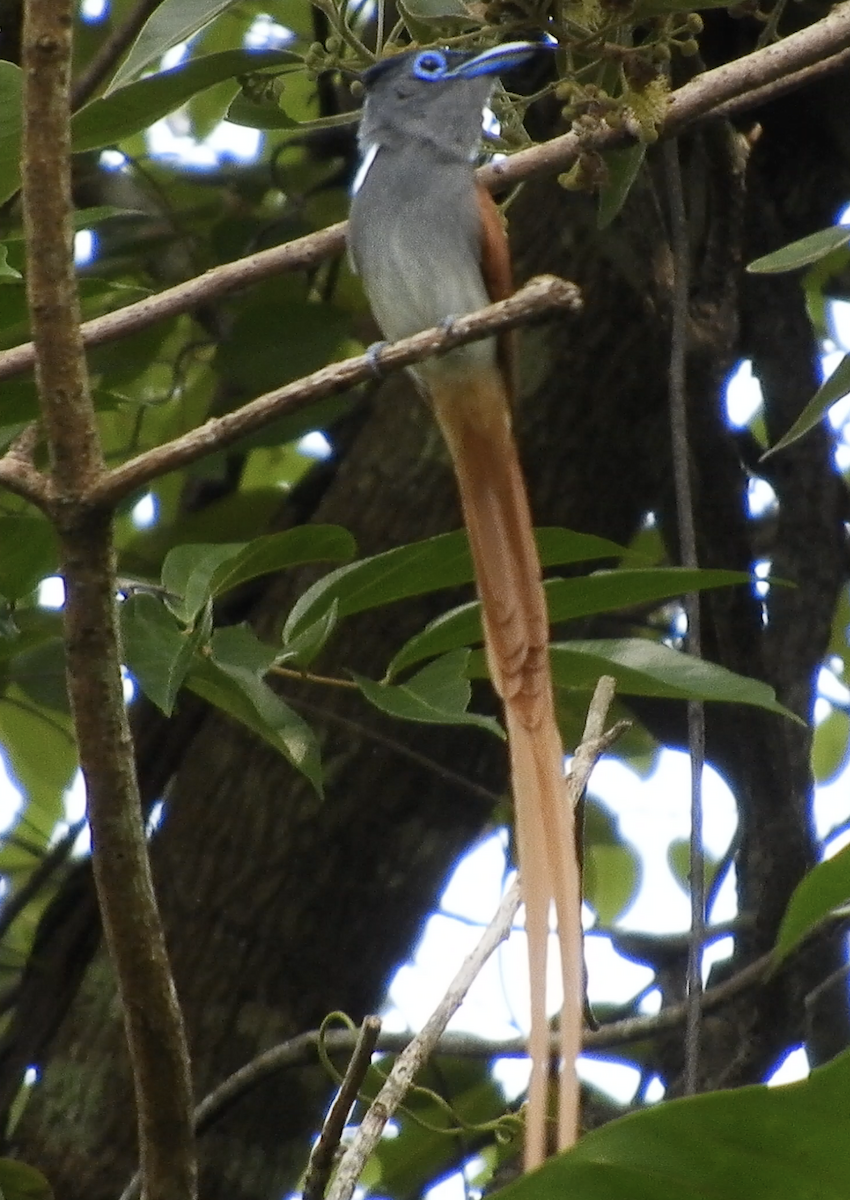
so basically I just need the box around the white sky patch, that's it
[161,42,190,71]
[767,1046,810,1087]
[644,1074,665,1102]
[38,576,65,609]
[79,0,108,20]
[426,1161,485,1200]
[725,360,763,427]
[578,1056,641,1105]
[748,477,777,517]
[584,933,654,1006]
[298,432,332,460]
[74,230,96,266]
[147,115,262,169]
[0,753,23,834]
[829,300,850,352]
[131,493,158,528]
[815,763,850,842]
[244,13,293,49]
[588,752,738,934]
[100,149,128,171]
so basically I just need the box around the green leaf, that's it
[188,629,323,792]
[284,528,626,642]
[106,0,244,91]
[120,593,198,715]
[812,706,850,784]
[162,527,354,624]
[763,354,850,457]
[747,225,850,274]
[668,838,720,898]
[0,692,76,821]
[0,1157,53,1200]
[71,49,299,153]
[354,650,502,737]
[492,1045,850,1200]
[584,843,641,924]
[8,640,68,713]
[279,600,339,668]
[161,543,240,624]
[389,568,748,676]
[546,639,801,721]
[0,518,59,602]
[598,143,646,230]
[209,526,355,597]
[226,91,357,132]
[0,62,22,206]
[774,845,850,966]
[0,246,22,282]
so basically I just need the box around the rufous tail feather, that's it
[430,367,582,1171]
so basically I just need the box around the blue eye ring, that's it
[412,49,448,80]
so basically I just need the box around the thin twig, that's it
[177,949,771,1143]
[303,1016,383,1200]
[269,665,360,691]
[0,425,48,506]
[2,1,850,389]
[663,138,705,1098]
[87,275,582,507]
[324,880,523,1200]
[322,677,621,1200]
[70,0,165,109]
[290,696,502,808]
[21,4,196,1199]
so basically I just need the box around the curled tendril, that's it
[315,1011,523,1146]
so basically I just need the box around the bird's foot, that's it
[365,340,390,377]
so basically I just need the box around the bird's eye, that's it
[412,50,447,80]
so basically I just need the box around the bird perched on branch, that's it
[347,41,582,1170]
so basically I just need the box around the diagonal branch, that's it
[87,274,582,506]
[1,1,849,387]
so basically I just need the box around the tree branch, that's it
[87,275,582,506]
[322,676,620,1200]
[1,1,848,393]
[302,1016,383,1200]
[0,425,49,507]
[180,940,771,1143]
[325,879,523,1200]
[21,4,196,1199]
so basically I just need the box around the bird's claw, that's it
[366,340,390,377]
[439,315,458,336]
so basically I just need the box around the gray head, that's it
[356,42,541,164]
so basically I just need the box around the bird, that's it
[346,41,582,1170]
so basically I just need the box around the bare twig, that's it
[325,880,523,1200]
[180,949,771,1142]
[0,425,48,506]
[71,0,165,109]
[87,275,582,506]
[21,4,196,1199]
[2,1,850,389]
[565,676,627,808]
[321,677,621,1200]
[663,137,705,1097]
[0,223,347,384]
[303,1016,383,1200]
